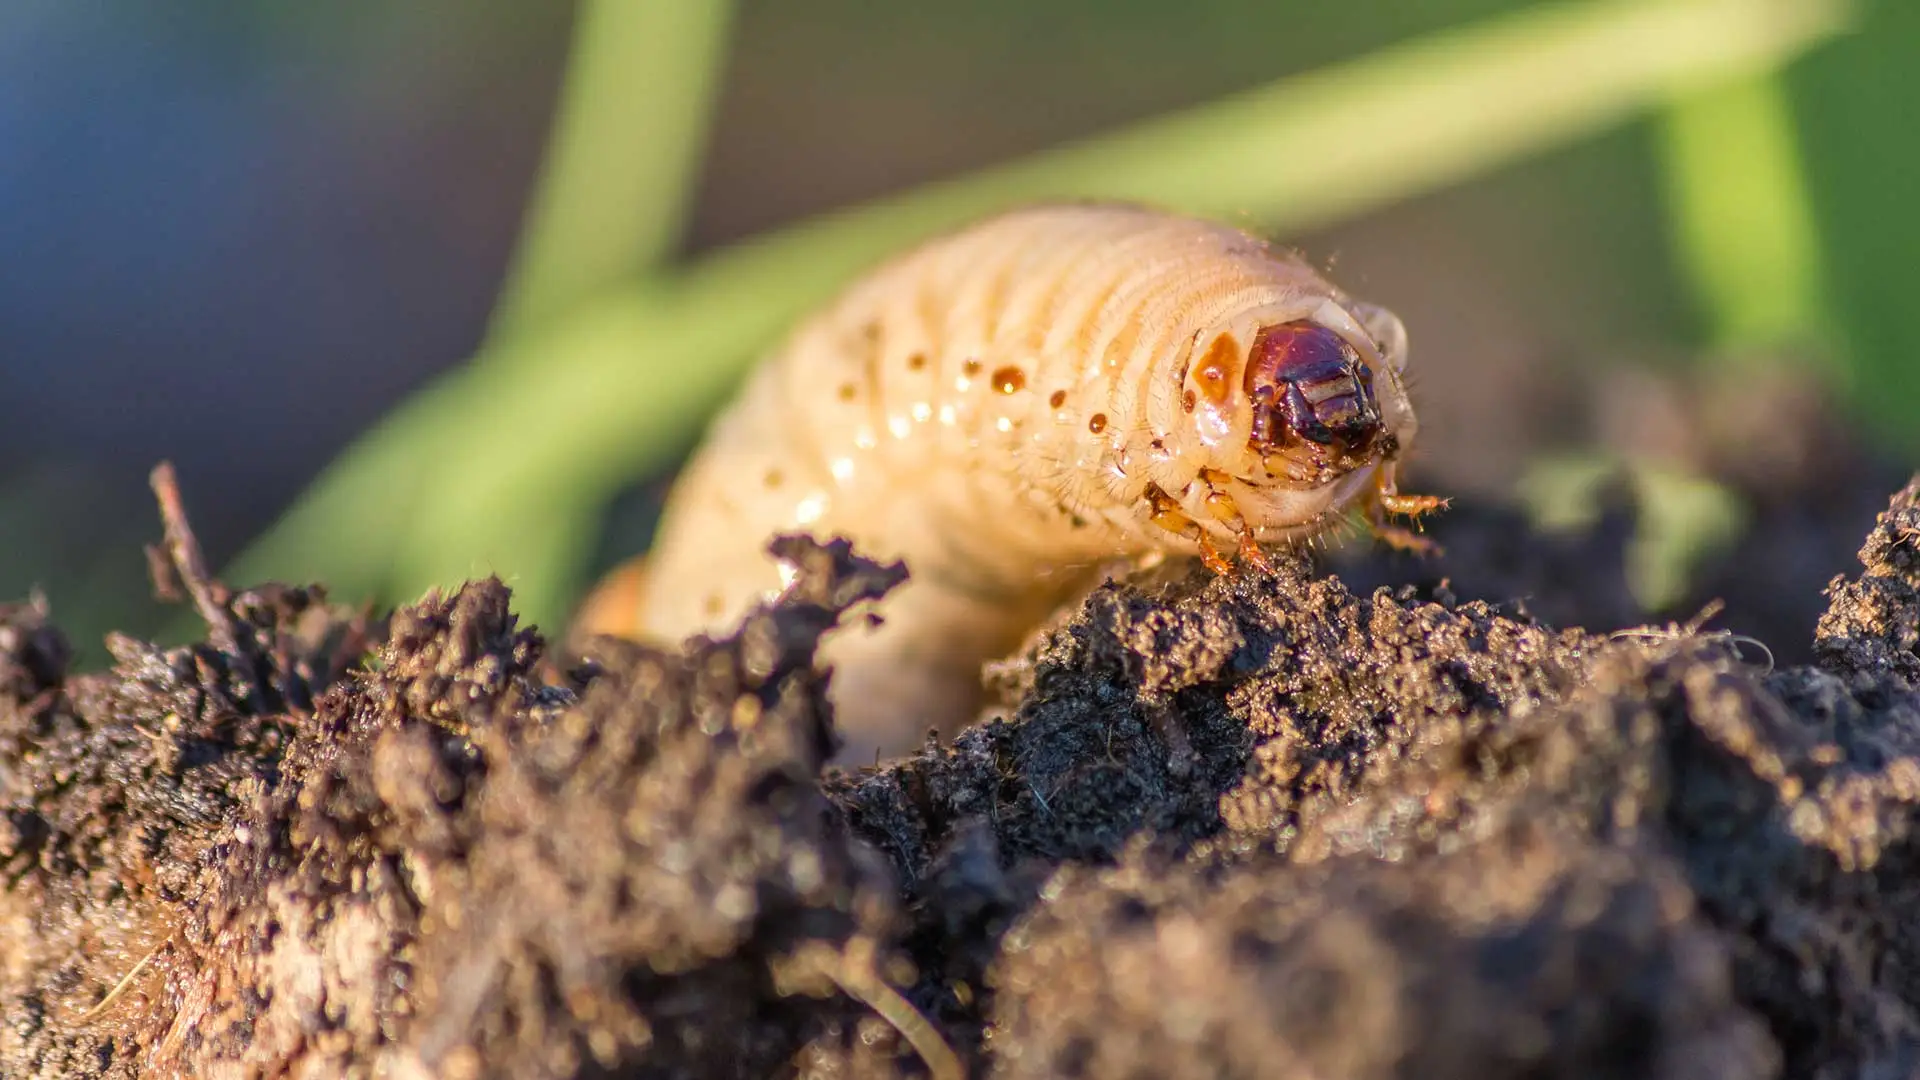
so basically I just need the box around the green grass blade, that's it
[1790,0,1920,450]
[1655,73,1832,359]
[232,0,1854,631]
[487,0,735,339]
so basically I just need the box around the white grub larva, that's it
[584,203,1443,760]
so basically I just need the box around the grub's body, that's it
[636,204,1425,759]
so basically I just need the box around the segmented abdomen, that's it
[638,204,1348,756]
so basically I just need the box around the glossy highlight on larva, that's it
[606,204,1441,759]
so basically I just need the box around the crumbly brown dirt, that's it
[3,464,1920,1079]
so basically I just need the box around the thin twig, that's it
[144,543,183,603]
[149,462,245,659]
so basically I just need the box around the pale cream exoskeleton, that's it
[579,204,1443,760]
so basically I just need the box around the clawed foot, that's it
[1236,528,1272,572]
[1197,533,1234,575]
[1364,467,1448,557]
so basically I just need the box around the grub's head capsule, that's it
[1177,295,1419,534]
[1244,321,1386,465]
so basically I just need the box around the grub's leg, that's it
[1235,528,1272,572]
[1197,532,1234,575]
[1149,482,1235,576]
[1365,464,1448,556]
[1200,480,1270,574]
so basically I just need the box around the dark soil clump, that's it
[4,466,1920,1078]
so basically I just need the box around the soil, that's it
[3,437,1920,1077]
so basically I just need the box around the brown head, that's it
[1170,295,1418,540]
[1244,320,1390,473]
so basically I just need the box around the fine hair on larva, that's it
[614,202,1442,761]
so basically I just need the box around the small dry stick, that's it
[150,462,288,709]
[829,936,964,1080]
[149,462,245,658]
[144,542,183,603]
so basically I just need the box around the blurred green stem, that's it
[232,0,1853,632]
[488,0,735,339]
[1656,72,1833,363]
[288,0,732,633]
